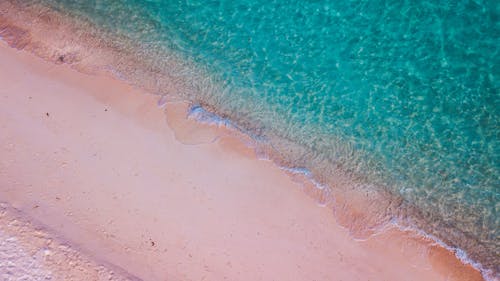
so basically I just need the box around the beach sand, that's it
[0,203,136,280]
[0,41,484,280]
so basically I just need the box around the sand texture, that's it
[0,41,485,281]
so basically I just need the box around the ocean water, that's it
[10,0,499,275]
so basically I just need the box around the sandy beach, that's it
[0,38,485,281]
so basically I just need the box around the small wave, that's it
[183,102,497,281]
[185,106,323,191]
[187,104,232,128]
[389,219,498,281]
[279,166,327,190]
[186,104,268,144]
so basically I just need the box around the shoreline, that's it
[0,31,487,281]
[0,1,496,280]
[1,1,497,274]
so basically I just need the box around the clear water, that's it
[19,0,500,273]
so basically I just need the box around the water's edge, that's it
[0,1,496,279]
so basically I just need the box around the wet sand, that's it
[0,41,484,280]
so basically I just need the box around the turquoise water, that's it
[18,0,500,274]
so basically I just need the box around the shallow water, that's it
[12,0,500,275]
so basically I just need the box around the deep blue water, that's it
[21,0,500,273]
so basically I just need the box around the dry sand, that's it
[0,203,136,280]
[0,41,484,280]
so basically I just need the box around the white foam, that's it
[279,166,327,190]
[179,104,499,280]
[389,219,498,281]
[187,104,232,128]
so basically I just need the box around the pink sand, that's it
[0,41,483,280]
